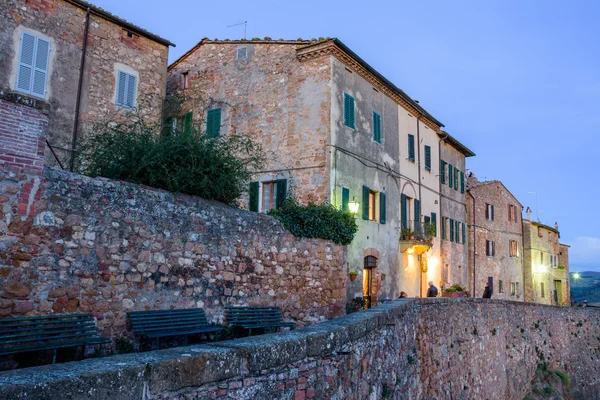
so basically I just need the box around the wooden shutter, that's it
[424,216,430,225]
[424,145,431,171]
[248,182,259,212]
[440,160,446,184]
[379,192,386,224]
[454,167,458,190]
[17,33,50,97]
[486,240,490,256]
[344,94,355,129]
[126,74,136,108]
[460,171,465,193]
[408,134,415,162]
[17,33,36,93]
[183,112,193,135]
[342,187,350,211]
[448,164,453,188]
[414,198,420,232]
[462,222,466,244]
[491,205,495,221]
[455,220,460,243]
[372,111,381,143]
[485,204,489,220]
[401,194,408,229]
[117,71,127,106]
[362,185,370,220]
[442,217,446,240]
[275,179,287,208]
[431,212,437,236]
[32,37,50,97]
[449,218,454,242]
[492,241,496,256]
[207,108,222,137]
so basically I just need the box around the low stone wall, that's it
[1,299,599,399]
[0,168,347,338]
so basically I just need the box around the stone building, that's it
[466,177,524,300]
[0,0,174,168]
[523,217,570,306]
[167,37,475,302]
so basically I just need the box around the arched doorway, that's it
[363,255,378,308]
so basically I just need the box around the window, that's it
[424,145,431,171]
[206,108,222,137]
[440,160,446,184]
[116,70,137,108]
[248,179,286,212]
[509,240,518,257]
[499,280,503,293]
[236,46,247,60]
[344,93,355,129]
[181,71,189,89]
[454,167,459,190]
[372,111,382,143]
[541,282,545,298]
[262,181,278,212]
[450,218,455,242]
[462,222,466,244]
[16,32,50,98]
[431,212,437,236]
[455,220,460,243]
[508,205,513,221]
[441,217,447,240]
[448,164,453,188]
[460,171,465,193]
[363,186,385,224]
[486,240,495,256]
[341,187,350,211]
[183,112,193,135]
[485,203,495,221]
[540,251,543,264]
[408,134,415,162]
[511,282,516,296]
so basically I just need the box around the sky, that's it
[94,0,600,271]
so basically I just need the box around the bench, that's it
[128,308,223,348]
[0,313,110,364]
[225,306,296,336]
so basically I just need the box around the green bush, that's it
[74,125,264,206]
[445,284,466,293]
[269,199,358,245]
[346,297,366,314]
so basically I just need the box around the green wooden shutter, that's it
[207,108,222,137]
[450,218,454,242]
[462,222,466,244]
[455,220,460,242]
[424,145,431,171]
[441,217,446,240]
[275,179,287,208]
[448,164,453,188]
[440,160,446,184]
[401,194,407,229]
[249,182,259,212]
[424,216,430,225]
[431,212,437,236]
[342,187,350,211]
[454,167,459,190]
[408,134,415,162]
[379,192,386,224]
[362,185,370,220]
[344,93,355,129]
[460,171,465,193]
[414,198,420,233]
[184,112,193,135]
[372,111,381,143]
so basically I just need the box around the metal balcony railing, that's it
[400,220,436,241]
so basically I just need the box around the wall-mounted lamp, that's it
[348,197,360,215]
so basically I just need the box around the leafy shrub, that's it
[445,284,466,293]
[346,297,366,314]
[269,199,358,245]
[115,338,134,354]
[75,124,264,206]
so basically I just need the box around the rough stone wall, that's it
[0,0,169,167]
[167,41,331,207]
[466,179,524,300]
[2,299,599,400]
[559,244,570,303]
[0,169,346,337]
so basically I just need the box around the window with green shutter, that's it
[401,194,408,230]
[441,217,446,240]
[275,179,287,208]
[424,145,431,171]
[455,220,460,243]
[248,182,259,212]
[448,164,453,188]
[450,218,455,242]
[462,222,466,244]
[379,192,386,224]
[460,171,465,193]
[342,187,350,211]
[408,134,415,162]
[183,112,193,135]
[414,198,420,232]
[440,160,446,184]
[344,93,355,129]
[372,111,381,143]
[362,185,370,220]
[454,167,459,190]
[206,108,222,137]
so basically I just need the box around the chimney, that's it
[526,207,532,221]
[554,222,559,230]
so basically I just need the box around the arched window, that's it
[364,255,377,268]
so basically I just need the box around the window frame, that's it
[261,181,278,213]
[116,69,137,109]
[16,31,51,98]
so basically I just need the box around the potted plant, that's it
[349,271,358,281]
[401,228,412,240]
[443,284,466,298]
[381,273,386,281]
[424,222,436,238]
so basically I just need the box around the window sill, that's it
[2,91,49,111]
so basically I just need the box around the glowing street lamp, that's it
[348,197,360,215]
[573,273,580,280]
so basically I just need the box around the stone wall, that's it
[0,168,347,337]
[1,299,599,399]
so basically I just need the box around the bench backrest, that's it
[225,306,285,327]
[0,314,100,351]
[128,308,211,335]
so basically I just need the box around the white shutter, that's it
[117,71,127,105]
[17,32,36,93]
[32,37,50,97]
[126,74,136,108]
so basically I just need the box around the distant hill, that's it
[570,271,600,303]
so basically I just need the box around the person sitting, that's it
[398,291,407,298]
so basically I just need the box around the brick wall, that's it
[0,169,347,338]
[1,299,599,399]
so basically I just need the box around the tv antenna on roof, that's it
[227,21,248,40]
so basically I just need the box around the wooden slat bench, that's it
[0,313,110,364]
[225,306,296,336]
[128,308,223,348]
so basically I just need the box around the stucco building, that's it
[523,217,570,306]
[466,177,524,300]
[0,0,174,168]
[167,37,475,303]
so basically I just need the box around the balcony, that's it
[400,220,434,254]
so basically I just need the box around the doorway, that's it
[363,255,377,308]
[554,280,562,305]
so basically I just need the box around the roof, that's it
[528,220,560,236]
[466,179,523,207]
[438,130,475,157]
[64,0,175,47]
[168,37,446,128]
[559,243,571,248]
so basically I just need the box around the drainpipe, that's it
[468,190,476,296]
[438,132,447,292]
[69,7,91,172]
[416,115,423,297]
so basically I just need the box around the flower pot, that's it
[442,291,464,298]
[349,274,358,281]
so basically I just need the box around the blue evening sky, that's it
[94,0,600,271]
